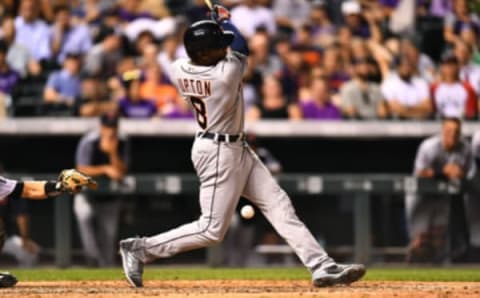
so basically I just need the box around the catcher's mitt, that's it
[58,169,98,193]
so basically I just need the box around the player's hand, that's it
[21,238,40,254]
[443,163,464,180]
[104,165,124,180]
[58,169,98,193]
[210,5,230,23]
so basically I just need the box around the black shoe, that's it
[0,272,17,288]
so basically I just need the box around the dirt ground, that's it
[2,280,480,298]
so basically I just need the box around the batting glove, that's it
[210,5,231,23]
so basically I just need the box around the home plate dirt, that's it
[2,280,480,297]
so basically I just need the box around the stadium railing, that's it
[10,173,462,268]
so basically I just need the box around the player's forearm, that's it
[109,153,127,174]
[77,165,109,177]
[16,214,30,240]
[21,181,56,199]
[220,20,249,56]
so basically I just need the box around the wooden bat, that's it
[204,0,213,10]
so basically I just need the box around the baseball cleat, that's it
[312,263,366,287]
[119,238,144,288]
[0,272,17,288]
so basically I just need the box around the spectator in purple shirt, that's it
[118,69,157,119]
[301,77,342,120]
[0,40,19,117]
[0,41,20,95]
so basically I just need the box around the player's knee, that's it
[202,224,227,246]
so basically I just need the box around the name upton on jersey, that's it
[177,79,212,97]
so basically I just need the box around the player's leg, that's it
[120,140,252,287]
[96,199,121,266]
[73,194,101,266]
[0,218,17,288]
[241,150,364,286]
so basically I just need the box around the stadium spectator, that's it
[78,76,116,117]
[444,0,480,45]
[277,46,305,101]
[117,0,155,22]
[49,4,92,64]
[118,69,157,118]
[0,40,19,117]
[400,38,436,82]
[273,0,311,31]
[340,58,386,119]
[341,0,375,39]
[323,44,350,93]
[455,41,480,94]
[231,0,277,38]
[381,56,432,120]
[249,31,283,77]
[431,55,477,119]
[1,16,41,78]
[74,113,129,267]
[308,0,336,48]
[406,117,472,263]
[247,75,302,121]
[43,53,81,106]
[83,27,124,79]
[14,0,51,62]
[157,33,188,82]
[242,55,263,111]
[301,77,341,120]
[139,64,180,115]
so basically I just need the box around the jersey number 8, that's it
[190,97,207,129]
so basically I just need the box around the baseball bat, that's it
[204,0,213,10]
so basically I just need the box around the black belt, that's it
[197,132,244,142]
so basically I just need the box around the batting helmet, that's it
[184,20,234,62]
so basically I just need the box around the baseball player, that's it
[0,169,97,287]
[120,5,365,288]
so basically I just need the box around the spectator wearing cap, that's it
[231,0,277,38]
[83,27,123,79]
[444,0,480,45]
[301,77,341,120]
[432,55,477,119]
[118,69,157,118]
[455,41,480,94]
[381,56,432,119]
[406,118,472,263]
[0,41,19,117]
[340,58,386,119]
[1,16,41,78]
[49,5,93,64]
[247,75,302,121]
[43,53,82,106]
[74,113,129,267]
[14,0,51,62]
[341,0,377,39]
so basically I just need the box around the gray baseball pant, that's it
[133,137,333,272]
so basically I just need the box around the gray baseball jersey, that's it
[126,48,334,273]
[414,135,472,175]
[0,176,16,201]
[171,51,246,135]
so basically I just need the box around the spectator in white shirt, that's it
[273,0,311,31]
[14,0,51,62]
[454,41,480,94]
[49,5,93,64]
[432,55,477,120]
[231,0,277,38]
[381,56,432,119]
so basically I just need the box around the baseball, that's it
[240,205,255,219]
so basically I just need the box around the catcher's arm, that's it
[11,169,97,200]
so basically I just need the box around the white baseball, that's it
[240,205,255,219]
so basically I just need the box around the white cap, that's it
[341,0,361,15]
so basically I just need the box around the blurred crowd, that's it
[0,0,480,120]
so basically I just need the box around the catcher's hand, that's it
[58,169,98,193]
[210,5,230,23]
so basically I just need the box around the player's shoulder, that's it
[80,130,100,144]
[419,135,442,152]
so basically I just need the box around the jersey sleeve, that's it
[0,175,17,200]
[414,139,435,174]
[76,133,94,166]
